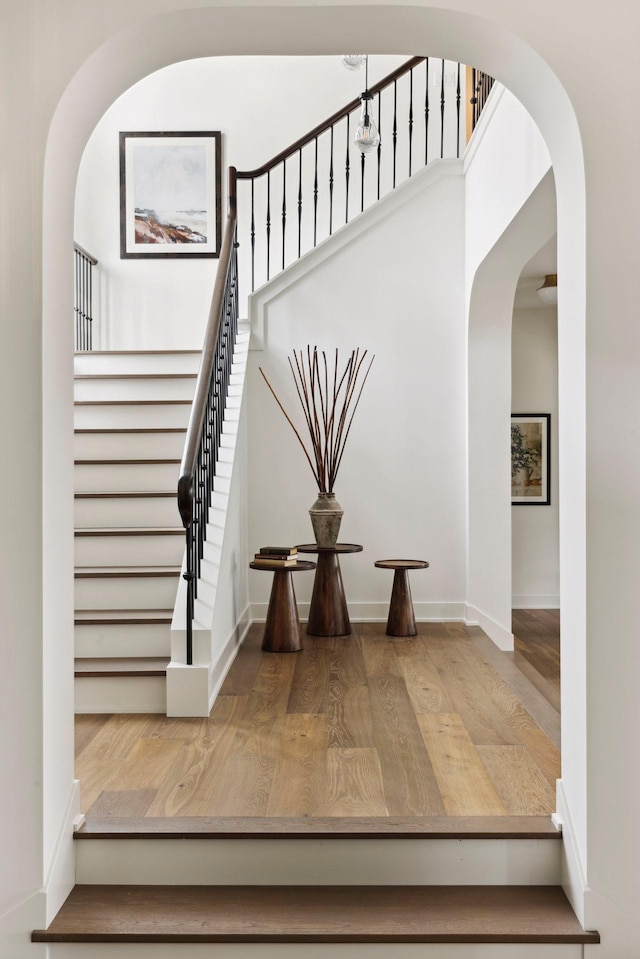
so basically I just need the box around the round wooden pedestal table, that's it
[296,544,363,636]
[374,559,430,637]
[250,561,316,652]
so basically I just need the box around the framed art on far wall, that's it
[119,131,222,259]
[511,413,551,505]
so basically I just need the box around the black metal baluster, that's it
[425,57,429,166]
[184,526,194,665]
[408,67,414,177]
[456,62,461,158]
[392,80,398,188]
[81,254,86,351]
[329,126,334,235]
[376,94,382,200]
[313,136,319,246]
[250,179,255,292]
[297,148,302,258]
[360,149,365,213]
[88,254,93,349]
[282,159,286,271]
[345,116,350,223]
[266,170,271,281]
[440,58,445,159]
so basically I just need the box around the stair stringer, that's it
[167,329,251,717]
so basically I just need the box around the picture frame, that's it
[119,131,222,259]
[511,413,551,505]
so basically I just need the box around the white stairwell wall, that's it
[168,330,251,717]
[247,161,468,625]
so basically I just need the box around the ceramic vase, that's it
[309,491,343,548]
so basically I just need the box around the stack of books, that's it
[254,546,299,567]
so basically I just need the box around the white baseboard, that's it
[207,603,252,712]
[250,601,467,623]
[512,594,560,609]
[465,604,514,650]
[554,779,586,927]
[44,778,80,923]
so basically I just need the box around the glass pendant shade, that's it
[355,93,380,153]
[342,54,366,70]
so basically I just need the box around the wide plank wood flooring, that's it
[76,620,561,819]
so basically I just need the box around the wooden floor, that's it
[76,617,561,820]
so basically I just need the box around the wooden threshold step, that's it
[32,885,599,944]
[76,815,562,840]
[74,657,170,678]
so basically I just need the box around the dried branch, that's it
[260,347,375,492]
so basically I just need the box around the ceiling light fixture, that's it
[354,56,380,154]
[341,55,366,71]
[537,274,558,305]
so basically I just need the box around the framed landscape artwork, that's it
[120,131,222,259]
[511,413,551,505]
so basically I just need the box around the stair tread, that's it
[32,885,599,944]
[75,567,181,578]
[75,350,201,356]
[74,658,170,677]
[75,527,183,536]
[75,609,173,624]
[75,373,197,379]
[75,458,181,465]
[75,400,192,406]
[75,428,187,434]
[76,815,562,840]
[75,491,177,498]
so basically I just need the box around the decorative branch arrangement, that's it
[259,347,375,492]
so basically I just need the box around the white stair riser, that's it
[75,622,171,658]
[75,838,561,886]
[74,353,200,375]
[49,945,581,959]
[74,404,191,429]
[75,496,180,528]
[75,462,180,493]
[75,575,180,610]
[74,431,186,459]
[75,533,184,567]
[74,377,196,402]
[75,675,166,714]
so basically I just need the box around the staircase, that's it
[73,350,199,712]
[33,816,599,954]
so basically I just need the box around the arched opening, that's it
[41,1,587,920]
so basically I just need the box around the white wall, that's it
[248,164,466,619]
[465,88,554,650]
[74,55,408,349]
[511,306,559,608]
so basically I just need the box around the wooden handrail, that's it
[236,56,425,181]
[177,166,237,528]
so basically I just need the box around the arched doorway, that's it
[40,0,588,923]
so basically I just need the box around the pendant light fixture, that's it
[354,56,380,154]
[341,55,366,71]
[537,274,558,305]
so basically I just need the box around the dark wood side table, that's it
[296,543,363,637]
[374,559,430,637]
[250,561,316,652]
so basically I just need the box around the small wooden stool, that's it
[250,560,316,652]
[374,559,429,637]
